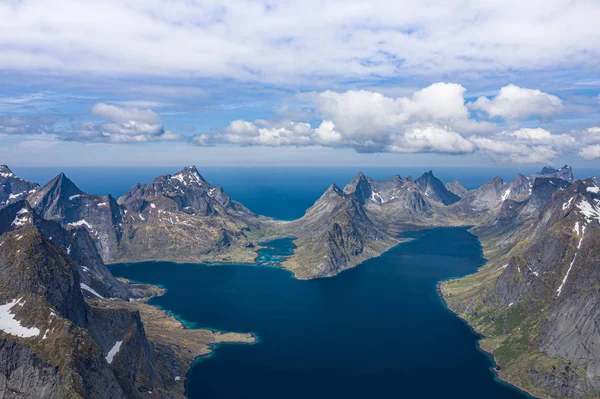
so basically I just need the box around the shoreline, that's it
[118,226,543,399]
[436,281,544,399]
[120,280,258,394]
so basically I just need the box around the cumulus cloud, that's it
[469,84,564,120]
[63,103,181,143]
[471,128,575,163]
[314,83,494,140]
[581,127,600,143]
[189,82,599,163]
[387,125,476,154]
[579,145,600,160]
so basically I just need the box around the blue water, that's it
[109,229,532,399]
[12,166,600,220]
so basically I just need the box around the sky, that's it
[1,0,600,167]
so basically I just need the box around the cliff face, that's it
[0,227,125,398]
[27,173,123,261]
[0,201,132,300]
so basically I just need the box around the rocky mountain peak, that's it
[506,173,533,202]
[415,170,460,205]
[343,172,372,204]
[29,172,83,205]
[326,183,345,197]
[445,179,468,197]
[533,164,574,183]
[0,165,40,209]
[0,164,14,177]
[168,165,209,188]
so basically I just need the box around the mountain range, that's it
[0,163,599,398]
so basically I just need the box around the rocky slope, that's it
[0,165,39,209]
[441,177,600,399]
[282,183,398,278]
[115,166,271,263]
[445,179,468,197]
[0,200,132,300]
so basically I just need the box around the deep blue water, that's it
[12,166,600,220]
[109,228,532,399]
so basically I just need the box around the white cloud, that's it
[469,84,564,120]
[581,127,600,143]
[312,83,495,150]
[471,128,575,163]
[63,103,181,143]
[1,1,599,83]
[387,125,476,154]
[579,145,600,160]
[91,103,161,125]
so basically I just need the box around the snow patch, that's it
[150,203,156,209]
[557,233,586,297]
[501,188,511,201]
[587,186,600,194]
[576,199,600,224]
[80,283,105,299]
[69,194,81,200]
[0,298,40,338]
[11,208,31,226]
[562,197,574,210]
[68,220,93,229]
[105,340,123,364]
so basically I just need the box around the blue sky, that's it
[1,0,600,167]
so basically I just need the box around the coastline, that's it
[436,281,544,399]
[104,279,257,397]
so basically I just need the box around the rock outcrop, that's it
[0,165,39,209]
[445,179,468,197]
[532,164,574,183]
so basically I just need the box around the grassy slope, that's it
[440,235,588,399]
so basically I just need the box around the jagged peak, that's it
[326,183,343,194]
[46,173,84,197]
[0,164,17,179]
[169,165,209,187]
[343,172,372,203]
[0,200,36,232]
[533,164,574,183]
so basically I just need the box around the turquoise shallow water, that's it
[109,228,533,399]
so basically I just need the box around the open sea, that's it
[15,166,593,398]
